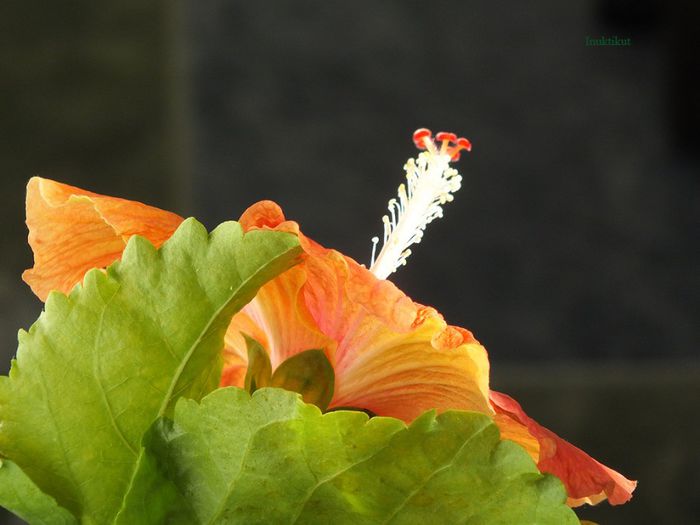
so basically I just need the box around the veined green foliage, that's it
[118,387,578,525]
[0,459,76,525]
[0,219,302,524]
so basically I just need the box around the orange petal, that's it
[493,413,540,463]
[304,250,492,421]
[239,200,326,256]
[222,310,270,388]
[224,264,336,377]
[23,177,183,301]
[239,200,289,231]
[490,390,637,506]
[220,201,335,384]
[235,201,492,420]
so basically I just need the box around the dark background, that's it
[1,1,698,523]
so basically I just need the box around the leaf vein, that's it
[380,420,491,524]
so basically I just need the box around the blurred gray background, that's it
[1,1,698,523]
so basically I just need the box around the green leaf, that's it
[121,387,579,524]
[113,421,197,525]
[270,349,335,410]
[243,335,271,393]
[0,219,301,524]
[0,459,77,525]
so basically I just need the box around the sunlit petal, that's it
[222,310,269,388]
[221,201,335,383]
[304,250,492,421]
[490,390,637,506]
[493,413,541,463]
[23,177,183,301]
[232,201,492,421]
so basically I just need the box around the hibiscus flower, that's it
[21,130,635,507]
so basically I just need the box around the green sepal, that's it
[326,406,377,418]
[270,349,335,411]
[243,334,272,393]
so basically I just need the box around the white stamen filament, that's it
[369,151,462,279]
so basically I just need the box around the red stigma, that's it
[456,137,472,151]
[435,132,457,143]
[412,128,433,149]
[413,128,472,161]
